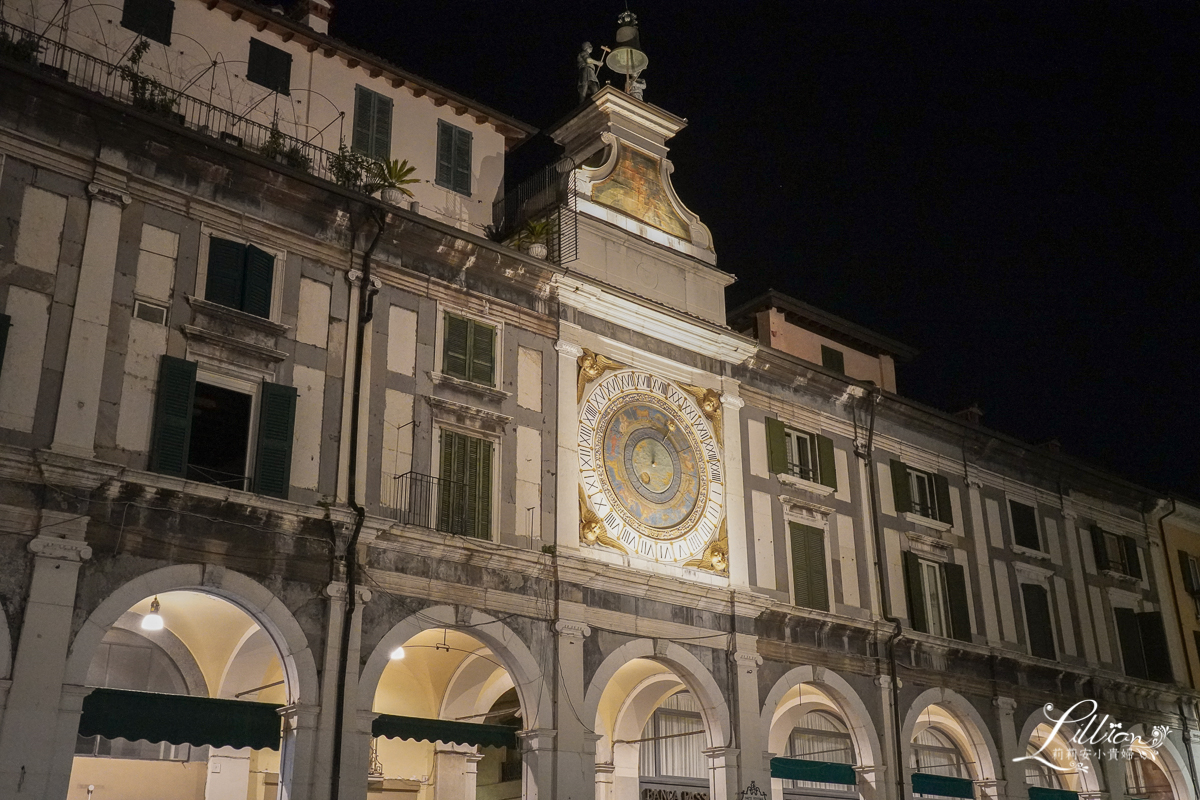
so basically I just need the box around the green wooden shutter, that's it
[436,120,455,189]
[1021,583,1056,659]
[206,237,246,310]
[0,313,10,384]
[790,522,810,608]
[1090,526,1110,571]
[1136,612,1172,683]
[1010,501,1041,550]
[121,0,174,46]
[253,381,296,499]
[1180,550,1198,595]
[442,313,470,379]
[902,549,927,632]
[943,561,972,642]
[475,439,493,539]
[765,417,788,475]
[933,474,953,524]
[372,93,392,162]
[148,355,196,477]
[820,345,845,373]
[1114,607,1147,679]
[890,460,912,513]
[469,321,496,385]
[816,434,837,490]
[452,126,472,194]
[247,38,291,95]
[242,244,274,318]
[1123,536,1142,579]
[352,85,374,155]
[438,431,456,532]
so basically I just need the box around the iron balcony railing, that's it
[0,18,339,182]
[492,159,578,265]
[384,471,468,536]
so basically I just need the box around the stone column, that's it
[704,745,741,800]
[433,745,484,799]
[732,647,767,792]
[310,581,347,800]
[555,620,594,799]
[594,762,615,800]
[51,180,131,458]
[856,764,886,800]
[0,512,92,800]
[875,675,903,800]
[720,391,750,587]
[336,586,373,800]
[519,728,558,800]
[555,336,584,553]
[277,703,320,800]
[993,697,1019,800]
[336,271,379,504]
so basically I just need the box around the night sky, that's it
[329,0,1200,499]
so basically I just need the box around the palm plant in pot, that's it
[368,158,419,205]
[518,215,557,259]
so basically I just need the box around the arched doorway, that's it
[766,684,863,800]
[1022,722,1085,797]
[905,700,996,800]
[66,590,291,800]
[369,626,525,799]
[585,641,731,800]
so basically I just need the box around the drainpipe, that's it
[1158,499,1200,794]
[330,209,385,800]
[856,387,908,800]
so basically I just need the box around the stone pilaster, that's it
[555,334,584,552]
[704,745,741,800]
[992,697,1018,800]
[277,702,320,800]
[720,390,750,587]
[731,648,767,792]
[555,619,594,799]
[519,728,558,800]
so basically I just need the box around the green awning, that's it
[1029,788,1079,800]
[372,713,518,749]
[79,688,283,751]
[912,772,975,798]
[770,757,857,785]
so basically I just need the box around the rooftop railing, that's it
[383,471,468,536]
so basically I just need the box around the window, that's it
[0,313,10,384]
[442,312,496,386]
[247,38,291,95]
[764,418,838,490]
[911,726,968,778]
[121,0,174,45]
[1179,550,1200,596]
[783,710,855,793]
[821,345,845,373]
[902,551,971,642]
[1125,752,1173,800]
[1009,499,1041,551]
[436,120,472,195]
[352,85,393,162]
[640,691,706,782]
[1020,583,1056,659]
[890,461,953,524]
[1113,608,1172,683]
[789,522,829,612]
[149,356,297,499]
[204,236,275,318]
[438,429,493,539]
[1090,526,1141,579]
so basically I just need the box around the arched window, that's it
[640,691,706,781]
[1126,754,1173,800]
[784,710,856,793]
[75,629,194,762]
[912,726,968,778]
[1024,740,1065,790]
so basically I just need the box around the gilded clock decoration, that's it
[578,368,724,563]
[577,348,627,403]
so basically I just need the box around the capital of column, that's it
[555,340,584,358]
[702,745,739,765]
[583,731,604,755]
[595,762,616,776]
[993,696,1018,713]
[59,684,96,711]
[348,269,381,287]
[356,709,381,734]
[325,581,348,599]
[516,728,557,753]
[87,182,131,206]
[555,619,592,640]
[731,650,762,671]
[28,535,92,562]
[720,393,745,410]
[874,674,898,689]
[278,702,321,730]
[854,764,885,777]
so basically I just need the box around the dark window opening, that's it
[205,236,274,318]
[121,0,175,45]
[821,344,845,373]
[247,38,291,95]
[187,382,251,489]
[1010,500,1042,551]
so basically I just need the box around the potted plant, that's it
[118,39,178,120]
[367,158,419,205]
[0,28,41,65]
[518,216,557,259]
[329,140,372,190]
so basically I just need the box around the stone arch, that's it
[112,612,209,697]
[903,687,1001,783]
[1016,705,1102,794]
[63,564,319,705]
[358,605,551,729]
[1127,722,1194,800]
[0,600,11,681]
[760,665,882,771]
[582,638,732,750]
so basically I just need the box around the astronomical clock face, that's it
[578,369,724,563]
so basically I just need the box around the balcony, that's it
[0,18,342,183]
[383,471,469,536]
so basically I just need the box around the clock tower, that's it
[549,87,755,582]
